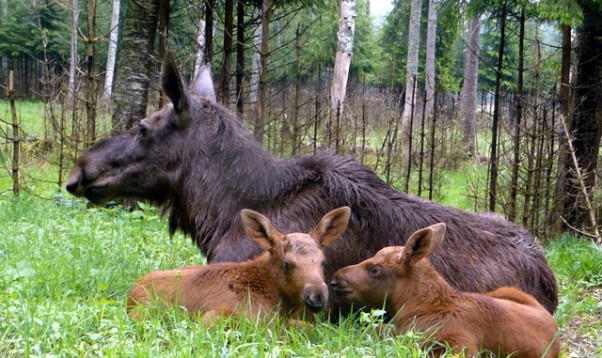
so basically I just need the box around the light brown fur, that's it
[332,223,560,357]
[128,207,350,324]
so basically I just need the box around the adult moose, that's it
[66,52,558,314]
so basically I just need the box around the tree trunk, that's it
[558,1,602,236]
[554,24,572,233]
[158,0,170,108]
[253,0,269,144]
[424,0,437,120]
[508,6,525,222]
[459,15,481,158]
[488,4,507,212]
[103,0,121,105]
[85,0,97,146]
[67,0,79,106]
[193,17,206,79]
[330,0,356,115]
[250,7,261,108]
[204,0,215,64]
[235,0,245,115]
[219,0,234,105]
[400,0,423,166]
[110,0,160,133]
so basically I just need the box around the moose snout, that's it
[330,272,351,297]
[65,168,83,196]
[303,283,328,312]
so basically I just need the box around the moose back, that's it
[66,52,558,313]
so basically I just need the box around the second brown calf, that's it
[331,223,560,357]
[128,207,350,324]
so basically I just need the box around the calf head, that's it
[331,223,446,310]
[65,52,216,204]
[240,206,351,313]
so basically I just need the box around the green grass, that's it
[0,192,600,357]
[1,101,600,356]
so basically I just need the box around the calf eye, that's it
[368,266,380,276]
[283,261,294,272]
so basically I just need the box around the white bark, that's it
[103,0,120,104]
[400,0,423,161]
[459,15,481,156]
[424,0,437,120]
[330,0,356,114]
[192,18,206,80]
[67,0,79,105]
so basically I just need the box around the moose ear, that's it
[399,223,446,268]
[161,51,192,128]
[191,64,217,103]
[310,206,351,248]
[240,209,284,251]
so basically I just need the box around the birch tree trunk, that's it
[67,0,79,106]
[459,15,481,158]
[400,0,423,165]
[111,0,160,132]
[193,18,206,79]
[103,0,120,104]
[424,0,437,120]
[330,0,356,115]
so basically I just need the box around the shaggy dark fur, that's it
[66,52,558,313]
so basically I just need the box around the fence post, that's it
[9,70,20,196]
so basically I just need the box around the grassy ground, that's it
[0,192,600,357]
[1,101,600,356]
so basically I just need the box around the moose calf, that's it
[331,223,560,358]
[128,207,350,324]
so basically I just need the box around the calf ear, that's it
[240,209,284,250]
[161,51,192,129]
[400,223,446,268]
[191,64,217,103]
[311,206,351,248]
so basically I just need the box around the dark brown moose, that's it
[331,223,561,358]
[128,207,350,323]
[66,52,558,314]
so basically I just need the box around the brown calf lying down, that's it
[331,223,560,357]
[128,207,350,323]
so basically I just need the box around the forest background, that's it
[1,0,601,243]
[0,0,601,356]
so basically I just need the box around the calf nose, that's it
[304,292,325,312]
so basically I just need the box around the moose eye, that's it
[138,124,149,136]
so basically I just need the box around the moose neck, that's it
[165,114,314,260]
